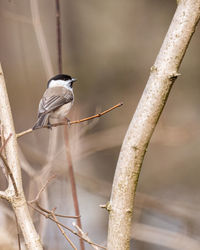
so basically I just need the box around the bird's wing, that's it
[38,87,73,117]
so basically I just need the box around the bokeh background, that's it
[1,0,200,249]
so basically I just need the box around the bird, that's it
[33,74,76,130]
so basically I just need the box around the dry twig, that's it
[0,133,12,153]
[28,176,106,249]
[16,103,123,138]
[51,209,77,250]
[73,222,105,250]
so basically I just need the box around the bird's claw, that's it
[66,118,71,128]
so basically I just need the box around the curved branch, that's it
[107,1,200,249]
[0,64,42,249]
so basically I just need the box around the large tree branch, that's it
[0,64,43,249]
[107,1,200,249]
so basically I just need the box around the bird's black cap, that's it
[47,74,76,88]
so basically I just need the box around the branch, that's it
[64,127,84,248]
[51,210,77,250]
[107,1,200,249]
[0,133,12,153]
[29,175,80,219]
[73,223,104,250]
[0,191,8,200]
[29,175,56,204]
[28,201,106,249]
[0,64,42,249]
[16,102,123,138]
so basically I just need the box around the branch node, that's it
[150,65,158,72]
[168,72,181,81]
[100,202,112,211]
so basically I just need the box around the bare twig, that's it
[35,201,79,219]
[28,176,105,250]
[64,127,85,249]
[55,0,62,74]
[0,133,12,153]
[73,223,105,250]
[51,209,77,250]
[0,191,8,200]
[16,103,123,138]
[29,176,79,219]
[54,0,85,247]
[29,175,56,204]
[28,203,107,249]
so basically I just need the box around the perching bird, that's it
[33,74,76,130]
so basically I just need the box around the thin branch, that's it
[35,201,79,219]
[29,176,79,219]
[0,190,8,200]
[16,103,123,138]
[55,0,62,74]
[51,210,77,250]
[28,203,107,249]
[54,0,84,247]
[0,152,18,196]
[0,133,12,153]
[64,127,84,249]
[29,175,56,204]
[73,223,104,250]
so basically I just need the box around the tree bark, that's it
[107,1,200,249]
[0,64,43,249]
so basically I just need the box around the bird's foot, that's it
[47,122,52,130]
[65,117,71,128]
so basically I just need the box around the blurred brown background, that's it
[1,0,200,249]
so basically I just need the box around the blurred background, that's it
[1,0,200,249]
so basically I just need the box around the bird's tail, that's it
[32,114,49,130]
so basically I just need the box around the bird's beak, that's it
[71,78,77,83]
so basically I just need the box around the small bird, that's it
[33,74,76,130]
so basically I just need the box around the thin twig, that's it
[64,127,85,249]
[55,0,62,74]
[36,201,79,219]
[51,209,77,250]
[29,175,56,204]
[0,152,18,196]
[0,133,12,154]
[0,191,8,200]
[73,222,102,250]
[55,0,84,247]
[28,203,107,249]
[16,103,123,138]
[29,176,79,219]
